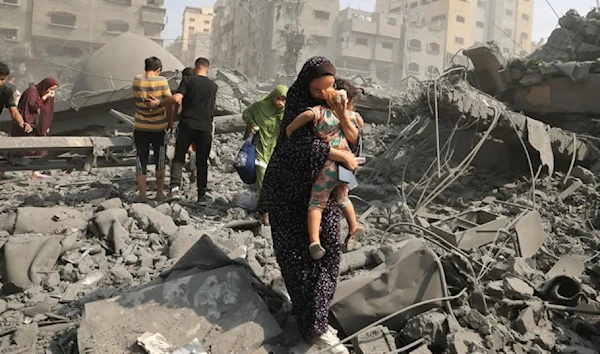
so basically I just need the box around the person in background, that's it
[181,67,194,78]
[0,63,30,135]
[149,57,218,204]
[180,66,197,182]
[12,77,59,179]
[131,56,174,202]
[5,76,20,105]
[0,62,30,178]
[242,84,288,196]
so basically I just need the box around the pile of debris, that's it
[530,9,600,63]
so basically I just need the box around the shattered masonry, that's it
[3,10,600,354]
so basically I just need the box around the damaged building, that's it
[3,6,600,354]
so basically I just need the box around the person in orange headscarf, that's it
[11,77,59,179]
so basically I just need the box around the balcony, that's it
[141,6,166,27]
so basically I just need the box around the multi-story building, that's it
[180,6,213,64]
[333,8,445,83]
[376,0,534,63]
[0,0,167,60]
[212,0,339,78]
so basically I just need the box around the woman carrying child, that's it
[286,78,365,260]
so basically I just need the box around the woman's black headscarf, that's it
[279,56,336,136]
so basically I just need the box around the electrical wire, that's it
[313,288,468,354]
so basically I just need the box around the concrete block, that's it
[572,166,595,184]
[77,265,281,354]
[351,325,396,354]
[14,207,89,234]
[332,238,443,336]
[129,203,178,236]
[503,277,534,300]
[515,211,545,259]
[514,307,536,334]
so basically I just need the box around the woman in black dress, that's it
[258,57,358,352]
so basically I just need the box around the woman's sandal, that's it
[343,226,365,252]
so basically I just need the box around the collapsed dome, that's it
[71,32,184,97]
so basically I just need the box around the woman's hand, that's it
[326,95,347,119]
[340,151,358,171]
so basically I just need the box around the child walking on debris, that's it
[286,78,365,260]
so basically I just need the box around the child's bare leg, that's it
[308,207,326,260]
[342,201,359,234]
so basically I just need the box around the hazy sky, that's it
[162,0,597,46]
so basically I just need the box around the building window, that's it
[456,15,465,23]
[314,10,330,20]
[204,20,210,24]
[477,0,485,7]
[521,32,529,39]
[521,13,530,21]
[427,42,440,53]
[312,35,328,46]
[147,0,159,5]
[407,62,420,73]
[409,2,417,8]
[427,65,438,75]
[0,0,18,5]
[386,17,397,26]
[0,27,17,41]
[49,11,77,28]
[356,37,368,46]
[476,21,484,28]
[505,9,513,16]
[203,29,209,33]
[431,15,446,22]
[189,26,195,32]
[382,41,394,49]
[408,38,422,50]
[455,36,464,44]
[105,20,129,33]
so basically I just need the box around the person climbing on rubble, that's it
[258,56,359,354]
[149,57,218,204]
[242,84,288,197]
[131,56,175,202]
[11,77,58,180]
[285,78,365,260]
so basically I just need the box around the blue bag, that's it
[234,136,257,184]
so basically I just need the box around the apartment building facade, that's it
[333,8,445,83]
[180,6,213,64]
[0,0,167,60]
[211,0,339,78]
[376,0,534,63]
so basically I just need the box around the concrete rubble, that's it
[3,10,600,353]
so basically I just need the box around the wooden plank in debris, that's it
[0,136,133,152]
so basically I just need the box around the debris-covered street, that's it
[3,6,600,354]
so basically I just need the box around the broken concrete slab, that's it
[546,256,585,279]
[351,325,396,354]
[331,238,443,336]
[429,209,510,251]
[129,203,178,236]
[13,207,89,235]
[77,265,281,354]
[503,277,534,300]
[515,211,545,259]
[2,234,64,293]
